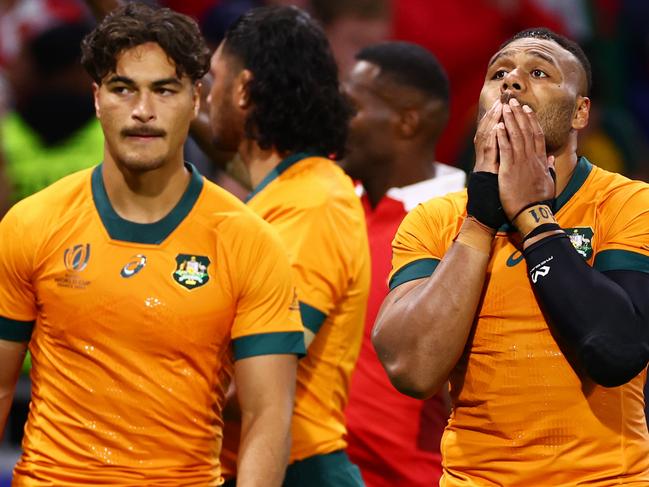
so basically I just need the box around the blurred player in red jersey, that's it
[341,41,464,487]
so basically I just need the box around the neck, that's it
[551,132,580,198]
[239,139,284,188]
[363,146,437,208]
[102,153,190,224]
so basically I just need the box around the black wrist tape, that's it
[466,172,507,230]
[522,223,561,242]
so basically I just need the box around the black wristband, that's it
[466,172,507,230]
[522,223,561,242]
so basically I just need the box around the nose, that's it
[132,92,155,123]
[500,69,525,94]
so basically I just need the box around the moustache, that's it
[121,127,166,137]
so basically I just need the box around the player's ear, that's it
[572,96,590,130]
[192,81,202,118]
[236,69,253,109]
[398,108,420,139]
[93,83,101,118]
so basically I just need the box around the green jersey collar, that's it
[92,163,203,244]
[245,152,321,203]
[498,156,593,232]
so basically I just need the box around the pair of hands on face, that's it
[471,98,556,229]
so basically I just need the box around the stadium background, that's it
[1,0,649,483]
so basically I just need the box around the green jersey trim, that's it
[91,163,203,244]
[245,152,321,203]
[299,302,327,334]
[389,258,440,291]
[233,331,306,361]
[594,249,649,274]
[554,156,593,212]
[0,316,34,342]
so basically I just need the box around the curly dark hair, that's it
[223,6,352,157]
[81,3,210,84]
[501,27,592,96]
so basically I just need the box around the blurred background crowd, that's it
[1,0,649,479]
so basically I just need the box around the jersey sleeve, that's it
[230,217,305,361]
[0,204,37,341]
[593,183,649,274]
[389,196,460,291]
[279,202,359,334]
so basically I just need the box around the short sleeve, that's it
[0,205,37,341]
[593,184,649,274]
[279,202,363,334]
[389,195,463,291]
[230,218,305,361]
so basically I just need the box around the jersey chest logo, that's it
[173,254,211,290]
[64,243,91,272]
[505,226,594,267]
[565,227,593,259]
[121,254,147,278]
[57,243,92,289]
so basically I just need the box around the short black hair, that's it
[223,6,352,157]
[356,41,449,104]
[81,3,210,83]
[500,27,592,95]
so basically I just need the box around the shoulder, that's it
[408,189,467,229]
[277,156,365,223]
[283,156,358,206]
[196,178,285,252]
[588,165,649,216]
[6,167,95,228]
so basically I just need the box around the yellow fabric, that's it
[2,112,103,202]
[0,167,303,486]
[390,163,649,486]
[221,156,370,475]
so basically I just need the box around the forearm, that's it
[524,234,649,386]
[373,218,493,398]
[0,340,26,439]
[236,409,291,487]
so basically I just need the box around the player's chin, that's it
[119,154,168,173]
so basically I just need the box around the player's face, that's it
[94,42,199,172]
[206,43,245,152]
[341,61,396,181]
[478,38,587,153]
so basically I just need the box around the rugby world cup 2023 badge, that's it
[57,243,92,289]
[173,254,210,290]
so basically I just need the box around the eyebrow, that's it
[488,49,557,68]
[105,75,182,87]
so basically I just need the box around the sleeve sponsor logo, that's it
[529,256,554,283]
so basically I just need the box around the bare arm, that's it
[372,100,505,399]
[0,339,28,440]
[235,354,297,487]
[372,218,493,399]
